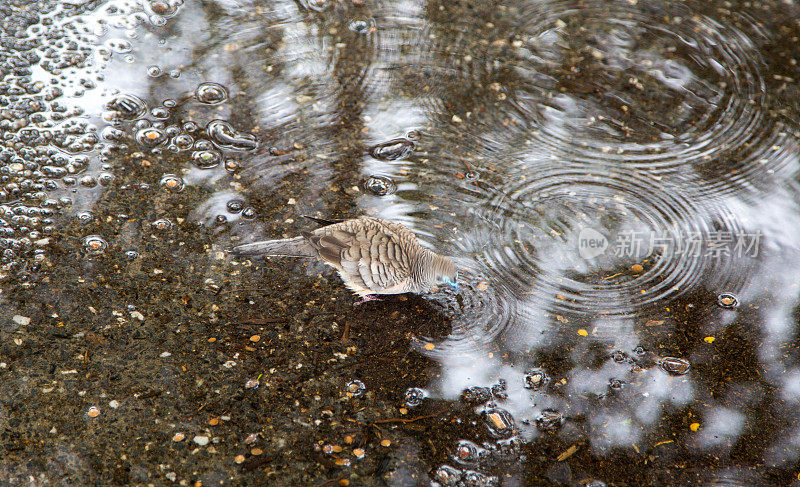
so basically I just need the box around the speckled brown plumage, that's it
[232,216,457,298]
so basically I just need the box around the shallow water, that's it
[2,0,800,484]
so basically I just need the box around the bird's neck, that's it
[411,249,436,290]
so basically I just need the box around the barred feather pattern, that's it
[231,216,456,297]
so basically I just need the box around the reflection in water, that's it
[4,0,800,483]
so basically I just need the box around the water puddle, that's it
[2,0,800,484]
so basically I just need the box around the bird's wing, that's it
[305,219,413,294]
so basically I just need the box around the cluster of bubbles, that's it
[0,0,126,278]
[103,82,256,171]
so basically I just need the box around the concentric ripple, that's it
[473,167,753,315]
[411,261,517,359]
[389,0,795,199]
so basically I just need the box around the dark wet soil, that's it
[3,0,800,485]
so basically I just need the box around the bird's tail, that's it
[230,236,315,257]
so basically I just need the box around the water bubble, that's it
[105,94,146,118]
[105,38,133,53]
[612,350,631,364]
[152,219,173,231]
[241,207,256,220]
[348,18,372,34]
[345,379,365,396]
[173,134,194,151]
[403,387,425,407]
[535,409,563,432]
[462,470,499,487]
[608,378,625,390]
[135,128,167,147]
[369,138,415,161]
[434,465,463,486]
[168,69,181,79]
[194,140,215,151]
[483,407,515,438]
[191,150,222,168]
[362,175,396,196]
[145,0,180,17]
[101,126,124,141]
[195,82,228,105]
[83,235,108,254]
[226,199,244,213]
[406,130,421,141]
[305,0,329,12]
[151,107,170,119]
[224,160,240,172]
[453,440,484,465]
[460,386,492,405]
[523,368,549,391]
[98,173,115,187]
[491,379,508,400]
[206,120,258,151]
[159,174,184,192]
[717,293,740,309]
[74,212,95,226]
[147,65,162,77]
[125,250,139,260]
[659,357,691,376]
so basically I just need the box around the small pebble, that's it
[108,400,120,409]
[631,264,644,273]
[690,422,700,431]
[380,439,391,447]
[353,448,365,458]
[251,448,263,456]
[87,406,100,418]
[194,435,210,446]
[234,455,245,464]
[12,315,30,326]
[249,335,260,342]
[209,417,220,426]
[173,433,186,442]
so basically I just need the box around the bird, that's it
[230,216,459,304]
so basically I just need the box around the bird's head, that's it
[434,256,459,292]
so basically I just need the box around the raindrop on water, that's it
[345,379,365,396]
[717,293,740,309]
[369,138,415,161]
[135,128,167,147]
[195,82,229,105]
[83,235,107,254]
[192,150,222,169]
[483,407,515,439]
[535,409,564,432]
[659,357,691,375]
[523,368,549,391]
[206,120,258,151]
[403,387,425,407]
[159,174,184,192]
[362,175,396,196]
[105,94,146,119]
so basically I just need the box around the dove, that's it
[231,216,458,304]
